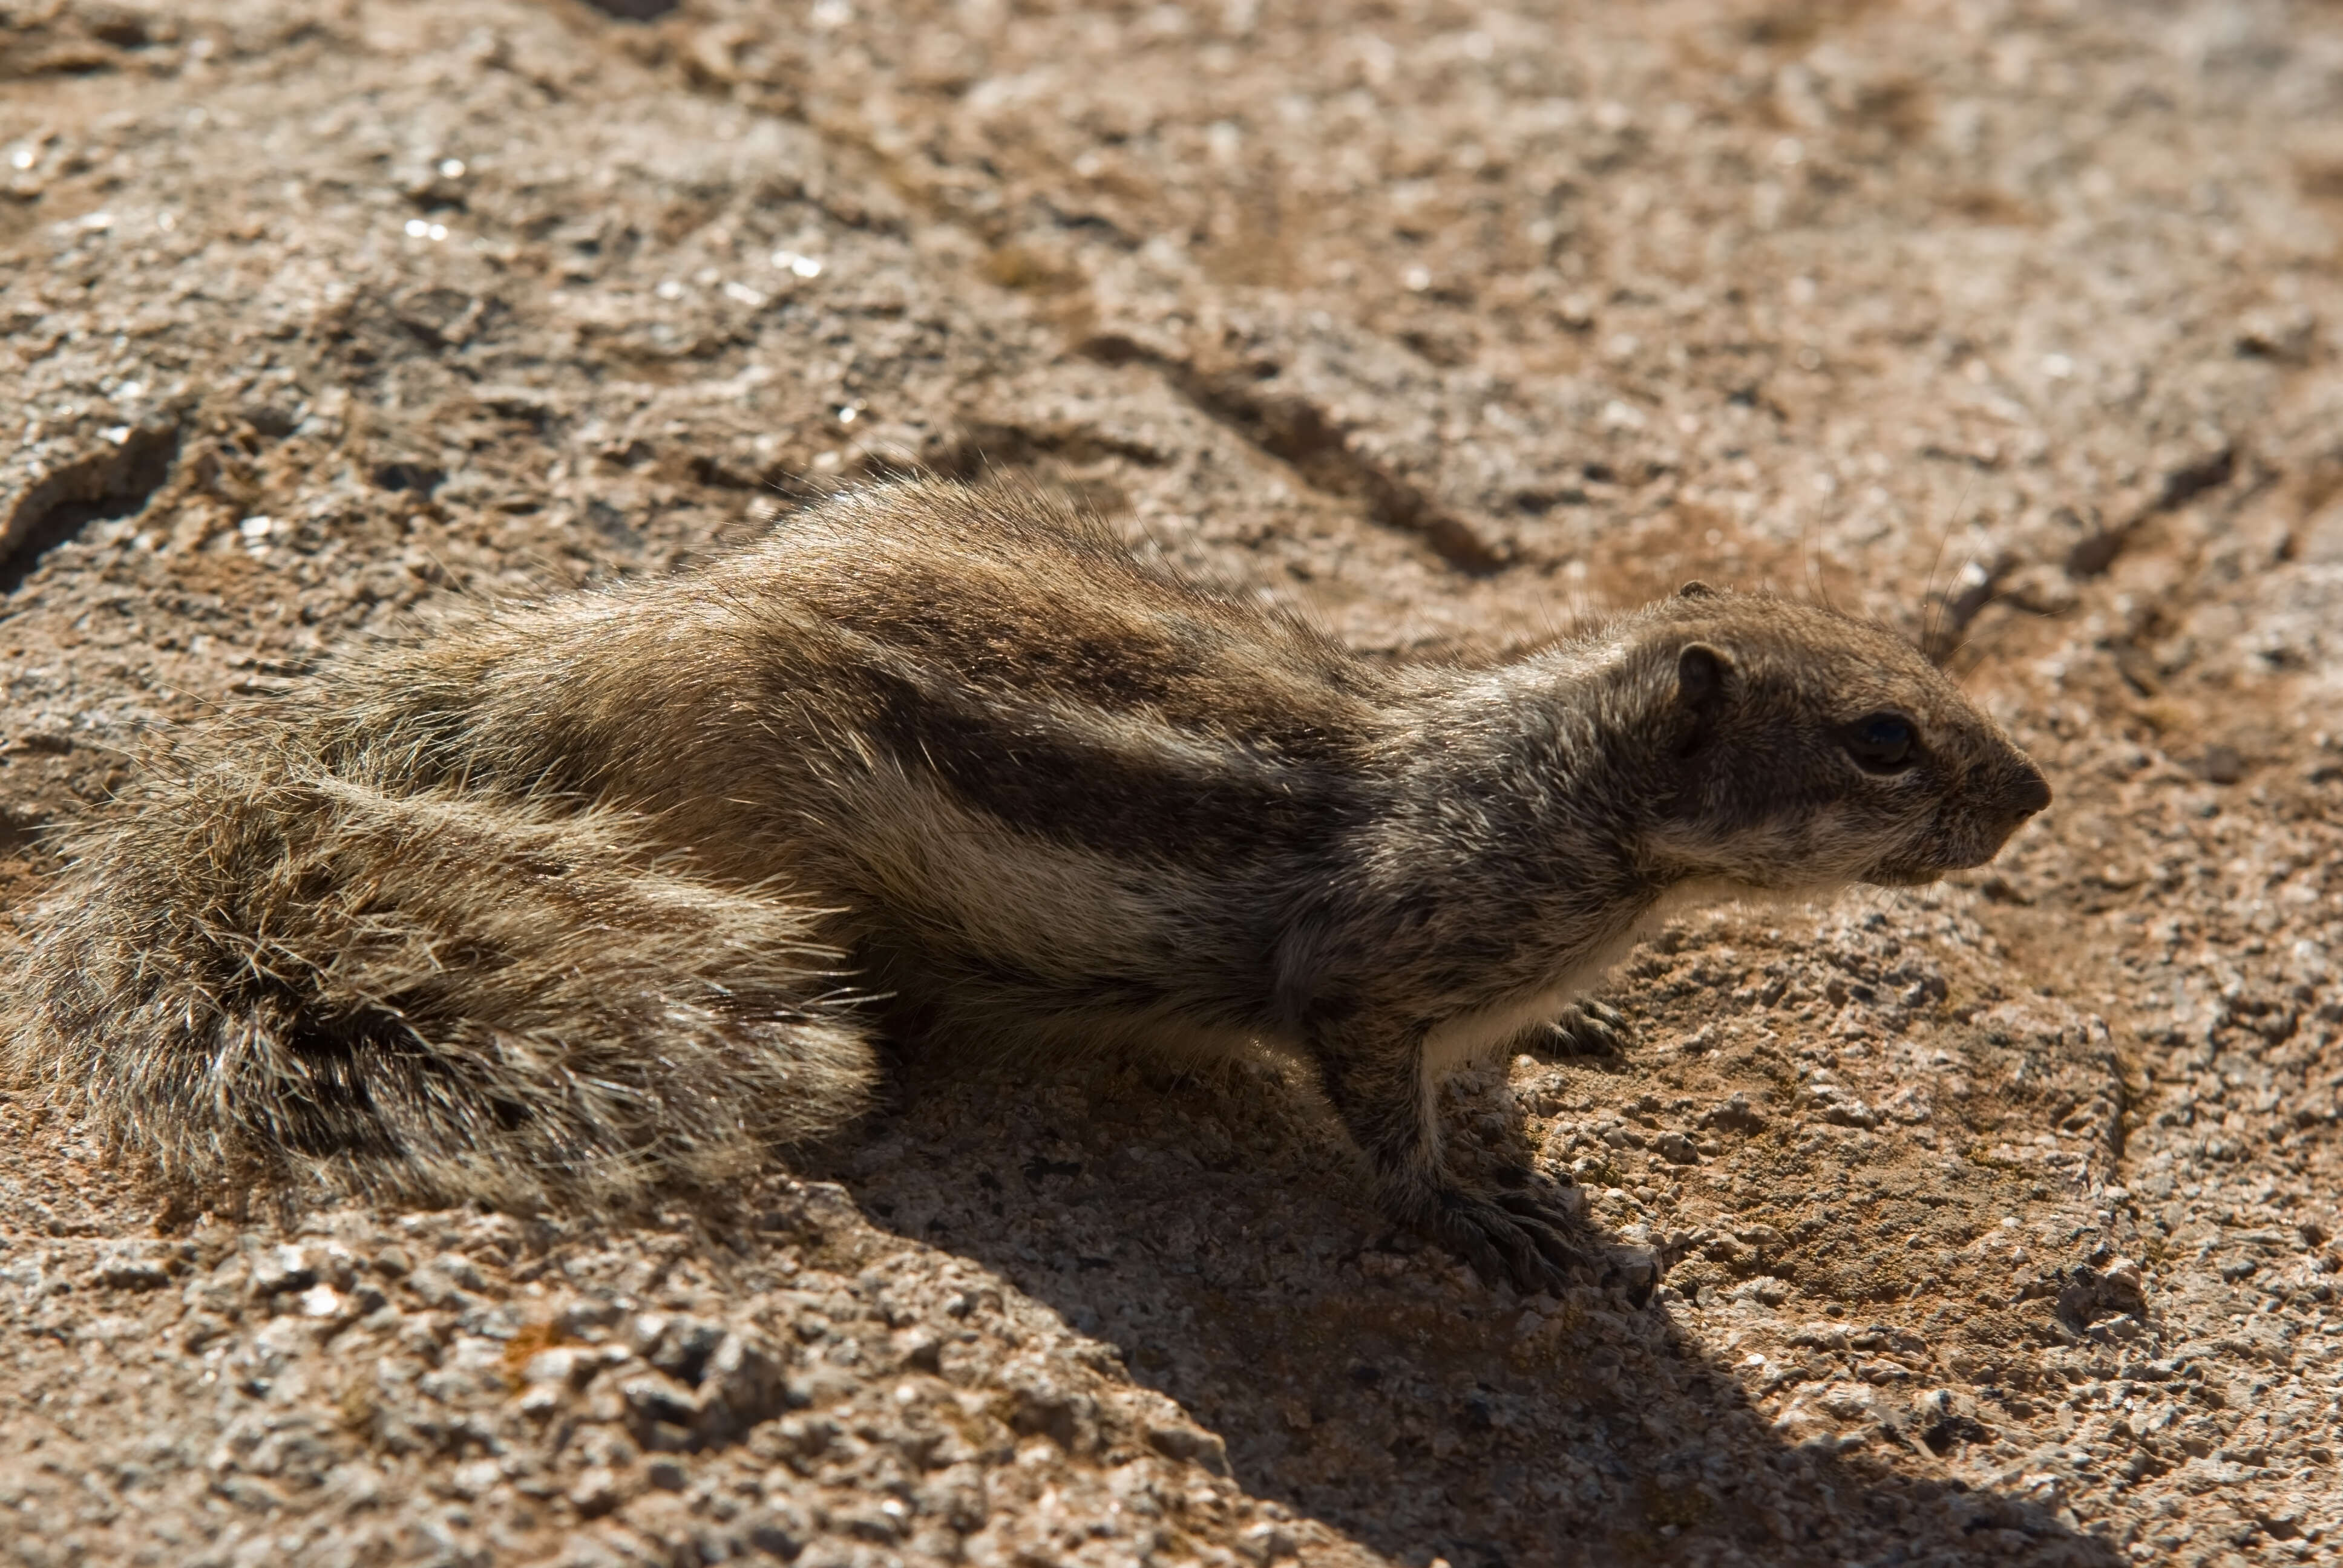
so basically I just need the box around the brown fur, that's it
[1,481,2048,1286]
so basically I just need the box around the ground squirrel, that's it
[4,480,2048,1288]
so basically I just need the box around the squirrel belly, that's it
[2,480,2049,1287]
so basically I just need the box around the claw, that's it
[1433,1184,1588,1292]
[1494,1189,1590,1271]
[1539,999,1633,1057]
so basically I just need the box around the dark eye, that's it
[1844,713,1917,773]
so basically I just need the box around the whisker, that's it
[1922,466,1979,657]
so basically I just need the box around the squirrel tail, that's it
[3,740,876,1210]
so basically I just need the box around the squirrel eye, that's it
[1845,713,1917,773]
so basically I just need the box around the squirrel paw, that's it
[1432,1185,1585,1292]
[1538,999,1631,1056]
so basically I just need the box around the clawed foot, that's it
[1538,999,1632,1057]
[1430,1184,1588,1293]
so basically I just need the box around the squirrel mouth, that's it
[1865,808,2042,887]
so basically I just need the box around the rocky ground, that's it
[3,0,2341,1563]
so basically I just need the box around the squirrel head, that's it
[1620,584,2050,891]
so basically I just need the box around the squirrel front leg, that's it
[1306,1015,1581,1291]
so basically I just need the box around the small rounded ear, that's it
[1677,580,1719,599]
[1676,643,1729,705]
[1673,643,1731,754]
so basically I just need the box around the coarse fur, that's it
[2,480,2050,1287]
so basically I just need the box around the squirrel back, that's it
[5,478,1360,1209]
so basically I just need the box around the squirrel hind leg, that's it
[5,768,880,1212]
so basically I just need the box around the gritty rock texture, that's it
[3,1,2340,1564]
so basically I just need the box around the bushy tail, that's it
[2,740,877,1209]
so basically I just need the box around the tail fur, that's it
[2,732,876,1209]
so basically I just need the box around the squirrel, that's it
[3,480,2049,1289]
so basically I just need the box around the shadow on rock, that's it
[817,1053,2125,1568]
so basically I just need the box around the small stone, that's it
[1702,1094,1767,1134]
[626,1312,670,1356]
[746,1514,806,1560]
[698,1333,785,1437]
[249,1246,316,1298]
[568,1465,628,1518]
[522,1347,594,1388]
[620,1371,699,1428]
[646,1316,726,1385]
[2194,745,2246,785]
[558,1298,621,1339]
[89,1242,176,1291]
[408,1252,487,1307]
[180,1313,232,1353]
[1144,1422,1230,1476]
[450,1458,502,1498]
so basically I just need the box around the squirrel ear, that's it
[1674,643,1731,753]
[1676,643,1730,704]
[1677,580,1719,599]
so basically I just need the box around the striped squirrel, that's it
[4,480,2048,1289]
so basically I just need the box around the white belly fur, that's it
[1418,930,1640,1079]
[1417,878,1843,1082]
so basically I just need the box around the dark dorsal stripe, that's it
[855,659,1361,864]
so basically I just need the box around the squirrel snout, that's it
[2003,763,2052,822]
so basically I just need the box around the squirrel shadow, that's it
[814,1049,2125,1568]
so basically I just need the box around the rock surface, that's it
[3,1,2341,1564]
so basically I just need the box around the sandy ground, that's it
[2,1,2340,1564]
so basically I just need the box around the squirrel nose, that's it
[2005,764,2051,820]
